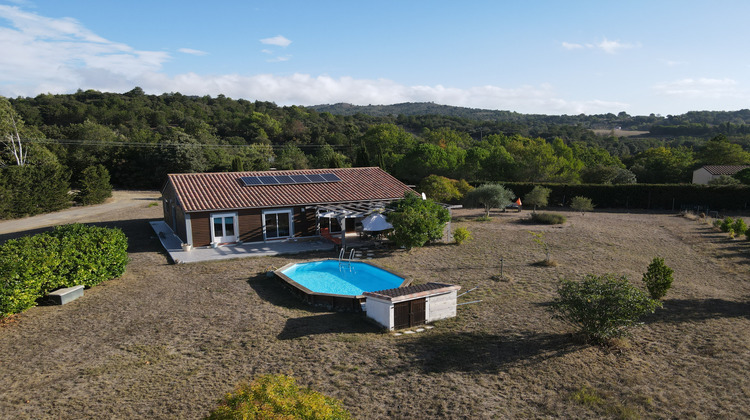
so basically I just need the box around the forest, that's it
[2,88,750,195]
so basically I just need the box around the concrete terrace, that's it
[150,221,378,264]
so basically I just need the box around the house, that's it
[692,165,750,184]
[161,167,413,248]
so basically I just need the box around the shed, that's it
[363,282,461,330]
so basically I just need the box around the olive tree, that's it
[463,183,514,217]
[523,185,551,213]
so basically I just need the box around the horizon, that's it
[1,1,749,116]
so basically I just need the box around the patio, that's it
[150,221,382,264]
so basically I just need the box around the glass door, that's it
[263,210,293,240]
[210,212,238,244]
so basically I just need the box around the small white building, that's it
[692,165,749,184]
[363,282,461,330]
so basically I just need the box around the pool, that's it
[275,259,410,311]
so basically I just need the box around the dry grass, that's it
[1,205,749,419]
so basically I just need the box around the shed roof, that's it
[166,167,413,213]
[698,165,750,175]
[363,282,461,302]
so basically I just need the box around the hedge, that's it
[0,224,128,317]
[499,182,750,211]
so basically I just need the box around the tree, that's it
[523,185,551,213]
[733,168,750,185]
[386,193,450,249]
[550,274,661,344]
[0,96,28,165]
[463,184,515,217]
[698,135,750,165]
[76,165,112,205]
[642,257,674,300]
[570,196,594,215]
[629,146,696,183]
[274,143,309,170]
[418,175,462,203]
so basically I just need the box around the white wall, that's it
[365,297,393,330]
[426,291,457,322]
[692,168,714,185]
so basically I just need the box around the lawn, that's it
[1,204,749,419]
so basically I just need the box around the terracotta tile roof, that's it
[700,165,750,175]
[363,282,461,302]
[167,167,414,212]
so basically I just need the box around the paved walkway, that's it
[150,221,337,263]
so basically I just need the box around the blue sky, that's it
[1,0,748,115]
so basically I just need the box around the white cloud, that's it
[561,42,583,50]
[0,6,625,115]
[561,37,638,54]
[178,48,208,56]
[260,35,291,47]
[0,5,169,96]
[653,78,741,98]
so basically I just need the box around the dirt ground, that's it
[1,198,749,419]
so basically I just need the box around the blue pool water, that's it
[280,260,405,296]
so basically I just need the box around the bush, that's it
[453,227,472,245]
[549,274,661,344]
[207,374,352,420]
[642,257,674,300]
[1,164,71,218]
[386,193,450,249]
[570,196,595,214]
[0,224,128,317]
[720,217,734,232]
[530,212,566,225]
[731,218,748,236]
[76,164,112,205]
[49,224,129,287]
[0,234,63,317]
[712,219,722,229]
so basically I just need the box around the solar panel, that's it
[240,172,343,186]
[320,173,342,182]
[240,176,262,186]
[258,176,279,184]
[290,174,311,183]
[306,174,325,182]
[275,175,294,184]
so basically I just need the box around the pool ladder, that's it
[338,248,356,268]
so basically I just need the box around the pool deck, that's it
[150,221,380,264]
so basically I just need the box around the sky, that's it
[1,0,749,116]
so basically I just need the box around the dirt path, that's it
[0,191,161,236]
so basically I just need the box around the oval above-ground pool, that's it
[275,259,411,311]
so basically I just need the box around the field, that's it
[1,200,749,419]
[593,128,650,137]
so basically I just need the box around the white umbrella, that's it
[361,213,393,231]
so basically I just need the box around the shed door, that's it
[393,298,426,329]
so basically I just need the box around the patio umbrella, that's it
[361,213,393,231]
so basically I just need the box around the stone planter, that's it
[181,243,192,252]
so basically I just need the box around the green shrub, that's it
[75,164,112,205]
[49,224,129,287]
[524,185,551,213]
[453,227,472,245]
[386,193,450,249]
[720,217,734,232]
[530,212,566,225]
[731,218,748,236]
[642,257,674,300]
[207,374,352,420]
[549,274,661,344]
[570,196,595,214]
[0,224,128,317]
[712,219,722,229]
[0,234,63,317]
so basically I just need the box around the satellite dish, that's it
[421,192,427,200]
